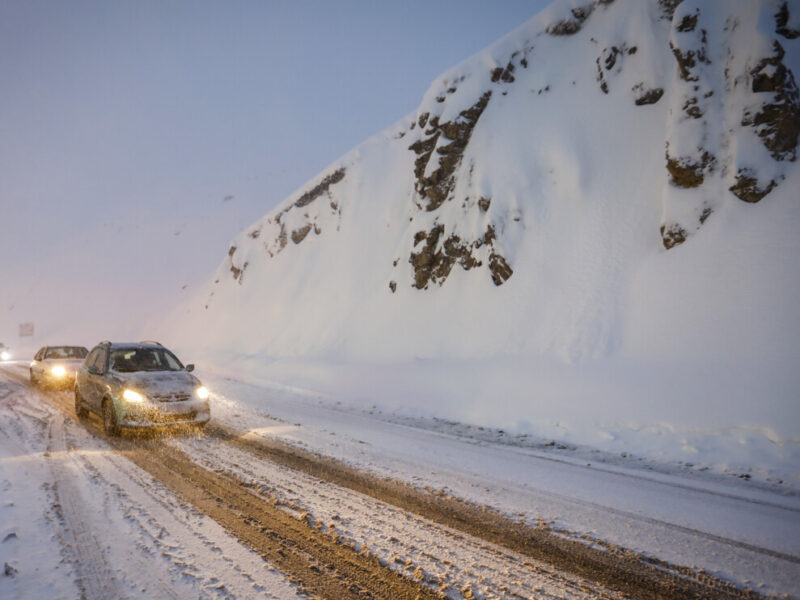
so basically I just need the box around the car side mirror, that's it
[87,365,101,375]
[186,364,195,372]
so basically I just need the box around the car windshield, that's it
[45,346,88,359]
[110,348,184,373]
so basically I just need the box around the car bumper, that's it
[42,373,78,389]
[119,400,211,429]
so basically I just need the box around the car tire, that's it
[74,387,89,419]
[30,369,38,387]
[102,399,120,437]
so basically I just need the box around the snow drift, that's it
[160,0,800,478]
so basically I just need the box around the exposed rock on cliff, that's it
[409,93,492,212]
[744,41,800,162]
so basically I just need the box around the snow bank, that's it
[158,0,800,481]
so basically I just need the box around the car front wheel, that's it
[102,399,120,436]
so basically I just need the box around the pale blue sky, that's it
[0,1,548,336]
[1,1,546,232]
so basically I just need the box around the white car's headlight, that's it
[122,389,145,403]
[195,386,209,400]
[51,365,67,377]
[0,351,10,361]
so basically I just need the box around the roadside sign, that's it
[18,322,34,337]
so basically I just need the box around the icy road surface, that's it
[1,362,799,599]
[0,373,304,600]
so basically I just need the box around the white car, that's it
[74,341,210,435]
[30,345,89,389]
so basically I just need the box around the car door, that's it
[82,347,108,412]
[33,347,45,379]
[77,347,98,404]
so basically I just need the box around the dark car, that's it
[74,341,211,435]
[30,345,89,389]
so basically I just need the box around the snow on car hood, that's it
[112,370,200,397]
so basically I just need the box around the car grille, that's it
[152,393,191,403]
[158,411,196,423]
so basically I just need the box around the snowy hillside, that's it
[161,0,800,481]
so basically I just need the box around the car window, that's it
[90,348,107,373]
[85,348,98,366]
[45,346,87,359]
[35,348,44,361]
[56,346,87,358]
[163,351,183,370]
[110,348,183,372]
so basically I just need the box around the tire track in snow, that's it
[45,412,120,600]
[66,434,300,600]
[200,423,775,599]
[173,433,624,600]
[1,365,306,600]
[39,387,440,600]
[7,365,775,600]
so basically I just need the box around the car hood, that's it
[113,370,200,396]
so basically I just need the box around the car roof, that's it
[106,342,164,350]
[46,345,88,350]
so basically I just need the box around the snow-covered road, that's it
[1,361,798,599]
[202,371,800,598]
[0,372,305,600]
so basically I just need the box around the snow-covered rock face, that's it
[661,0,800,247]
[165,0,800,370]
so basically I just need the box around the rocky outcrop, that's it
[291,224,313,244]
[292,169,346,208]
[727,36,799,206]
[546,5,593,36]
[409,93,492,212]
[658,0,684,20]
[743,41,800,162]
[403,53,532,290]
[488,252,514,286]
[228,245,247,284]
[409,224,512,289]
[729,170,778,204]
[660,224,687,250]
[775,2,800,39]
[491,63,516,84]
[258,168,346,258]
[633,85,664,105]
[665,150,715,188]
[595,44,637,95]
[660,1,718,249]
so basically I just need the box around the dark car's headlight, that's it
[195,386,209,400]
[122,389,145,403]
